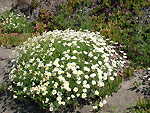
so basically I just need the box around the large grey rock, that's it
[0,0,32,15]
[30,0,67,21]
[0,0,67,19]
[0,47,14,59]
[0,47,14,83]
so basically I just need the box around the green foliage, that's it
[0,33,33,47]
[0,11,34,34]
[93,1,150,67]
[35,0,95,31]
[0,82,7,94]
[51,9,96,31]
[132,82,141,88]
[31,1,40,9]
[34,8,52,33]
[97,0,121,8]
[130,98,150,113]
[123,67,134,79]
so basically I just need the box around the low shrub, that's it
[51,9,96,31]
[0,11,34,34]
[9,29,126,111]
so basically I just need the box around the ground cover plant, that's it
[9,29,126,112]
[0,10,34,34]
[130,98,150,113]
[0,33,33,47]
[97,3,150,67]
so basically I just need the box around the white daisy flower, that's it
[71,94,75,98]
[103,100,107,104]
[83,80,87,85]
[92,80,96,85]
[83,89,87,92]
[57,96,62,101]
[81,93,87,98]
[95,90,99,95]
[76,81,81,84]
[67,97,71,100]
[49,107,53,111]
[110,77,114,80]
[77,93,80,97]
[90,73,96,78]
[73,87,78,92]
[99,102,103,107]
[93,105,98,109]
[84,75,89,79]
[52,90,57,95]
[45,98,49,103]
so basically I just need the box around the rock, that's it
[0,47,14,84]
[0,60,7,83]
[12,0,32,16]
[12,0,32,7]
[0,0,67,20]
[10,0,67,21]
[30,0,67,21]
[0,0,12,16]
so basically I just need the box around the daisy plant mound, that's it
[9,29,127,112]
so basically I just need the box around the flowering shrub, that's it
[0,11,33,33]
[9,29,126,112]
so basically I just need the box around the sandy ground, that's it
[0,47,149,113]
